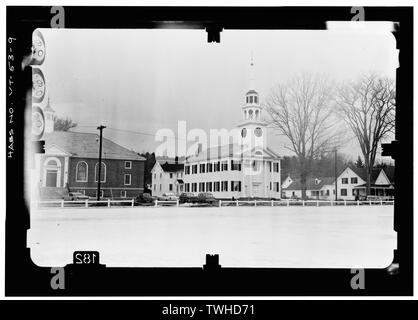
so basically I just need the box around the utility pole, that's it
[334,148,338,201]
[97,125,106,201]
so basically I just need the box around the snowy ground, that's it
[28,205,396,268]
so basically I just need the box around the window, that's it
[273,163,279,172]
[341,189,347,196]
[154,173,156,179]
[76,161,88,182]
[231,160,241,171]
[199,182,205,192]
[351,177,358,184]
[192,183,197,192]
[169,184,173,191]
[94,162,106,182]
[185,183,190,192]
[120,190,127,198]
[221,161,228,171]
[160,173,162,179]
[170,173,173,179]
[250,96,253,103]
[214,181,220,192]
[221,181,228,192]
[153,184,156,191]
[231,181,241,192]
[192,165,198,174]
[269,162,272,172]
[185,166,190,175]
[206,182,212,192]
[352,189,356,196]
[200,164,206,173]
[275,182,280,192]
[326,190,330,196]
[124,174,131,185]
[270,182,272,190]
[124,161,132,169]
[207,163,213,173]
[255,96,258,104]
[292,191,295,196]
[342,178,348,184]
[159,184,162,191]
[214,162,220,172]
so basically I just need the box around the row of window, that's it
[341,177,358,184]
[246,95,259,104]
[75,161,132,185]
[153,183,181,192]
[185,161,279,175]
[153,172,183,180]
[309,189,357,197]
[184,181,241,192]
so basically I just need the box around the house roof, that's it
[44,131,145,161]
[283,177,335,191]
[382,166,395,184]
[160,161,184,172]
[347,166,384,184]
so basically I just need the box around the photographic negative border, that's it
[5,6,413,296]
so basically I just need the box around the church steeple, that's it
[243,55,261,122]
[44,97,55,133]
[237,55,267,151]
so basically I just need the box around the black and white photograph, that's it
[3,4,414,300]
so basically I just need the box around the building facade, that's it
[282,166,395,200]
[151,161,184,197]
[183,63,282,199]
[33,103,145,200]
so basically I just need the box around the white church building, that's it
[183,60,282,199]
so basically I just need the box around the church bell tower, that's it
[237,56,267,153]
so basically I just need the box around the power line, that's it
[75,125,189,142]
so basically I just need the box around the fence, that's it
[218,199,394,207]
[32,198,394,209]
[33,199,135,209]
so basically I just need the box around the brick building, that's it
[34,130,145,200]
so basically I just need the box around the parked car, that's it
[135,193,155,204]
[179,192,198,204]
[196,193,218,205]
[158,193,178,201]
[68,192,90,201]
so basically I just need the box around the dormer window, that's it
[255,96,258,104]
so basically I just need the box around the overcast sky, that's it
[39,24,397,160]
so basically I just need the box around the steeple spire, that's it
[249,52,255,90]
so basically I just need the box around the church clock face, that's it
[254,127,263,137]
[241,128,247,138]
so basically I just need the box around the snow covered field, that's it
[28,205,396,268]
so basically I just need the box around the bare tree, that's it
[53,116,77,132]
[265,73,342,200]
[335,74,395,195]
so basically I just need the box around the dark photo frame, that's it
[5,6,413,296]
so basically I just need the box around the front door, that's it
[46,170,58,187]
